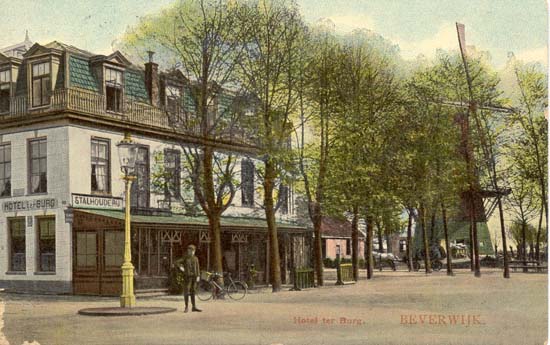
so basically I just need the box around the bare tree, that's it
[237,0,307,292]
[120,0,253,277]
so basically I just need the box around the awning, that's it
[73,208,307,231]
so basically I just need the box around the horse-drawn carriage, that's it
[401,245,446,271]
[372,252,399,271]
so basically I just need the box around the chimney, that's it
[144,51,160,107]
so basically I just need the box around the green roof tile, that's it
[69,56,99,91]
[125,70,149,103]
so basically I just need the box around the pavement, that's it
[0,268,547,345]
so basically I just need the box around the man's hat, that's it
[187,244,196,250]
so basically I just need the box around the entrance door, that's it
[73,229,124,295]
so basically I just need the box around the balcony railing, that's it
[1,88,254,145]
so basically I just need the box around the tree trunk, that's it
[264,159,282,292]
[385,233,392,254]
[377,222,384,253]
[441,203,453,276]
[351,206,359,281]
[469,219,475,271]
[202,147,223,279]
[496,198,510,278]
[522,221,528,273]
[536,204,543,264]
[420,204,431,273]
[429,211,436,243]
[312,210,324,286]
[406,209,414,272]
[208,215,223,276]
[470,193,481,277]
[366,216,374,279]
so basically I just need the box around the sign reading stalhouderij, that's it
[71,193,124,210]
[3,198,58,212]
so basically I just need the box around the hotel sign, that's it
[71,194,124,210]
[3,198,58,212]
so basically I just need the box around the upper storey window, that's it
[31,62,51,107]
[241,159,255,207]
[29,138,47,194]
[105,68,123,113]
[91,138,111,194]
[0,70,10,113]
[166,85,181,113]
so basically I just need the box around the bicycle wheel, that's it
[227,281,247,300]
[432,260,442,271]
[197,279,214,301]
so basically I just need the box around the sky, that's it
[1,0,548,68]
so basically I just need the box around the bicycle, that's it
[197,271,247,301]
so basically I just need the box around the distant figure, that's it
[175,244,202,313]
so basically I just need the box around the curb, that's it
[78,306,177,316]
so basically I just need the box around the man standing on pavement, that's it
[175,244,202,313]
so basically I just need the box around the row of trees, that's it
[121,0,547,290]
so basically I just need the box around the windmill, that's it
[412,23,512,277]
[454,23,512,277]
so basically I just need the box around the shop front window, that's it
[76,232,97,268]
[37,217,55,272]
[9,218,26,272]
[104,231,124,267]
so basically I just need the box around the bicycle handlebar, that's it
[205,271,231,278]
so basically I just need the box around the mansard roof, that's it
[0,52,18,65]
[8,41,150,103]
[90,51,133,67]
[3,39,250,122]
[24,42,65,58]
[161,68,190,84]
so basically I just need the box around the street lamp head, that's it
[117,133,138,176]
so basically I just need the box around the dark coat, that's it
[175,255,200,278]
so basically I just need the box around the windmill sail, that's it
[456,22,467,57]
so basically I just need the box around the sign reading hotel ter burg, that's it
[71,193,124,210]
[3,198,58,212]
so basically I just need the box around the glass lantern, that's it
[116,133,137,175]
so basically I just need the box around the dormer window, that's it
[166,85,181,113]
[31,62,50,107]
[105,68,123,112]
[0,70,10,113]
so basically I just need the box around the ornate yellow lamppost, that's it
[116,133,138,308]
